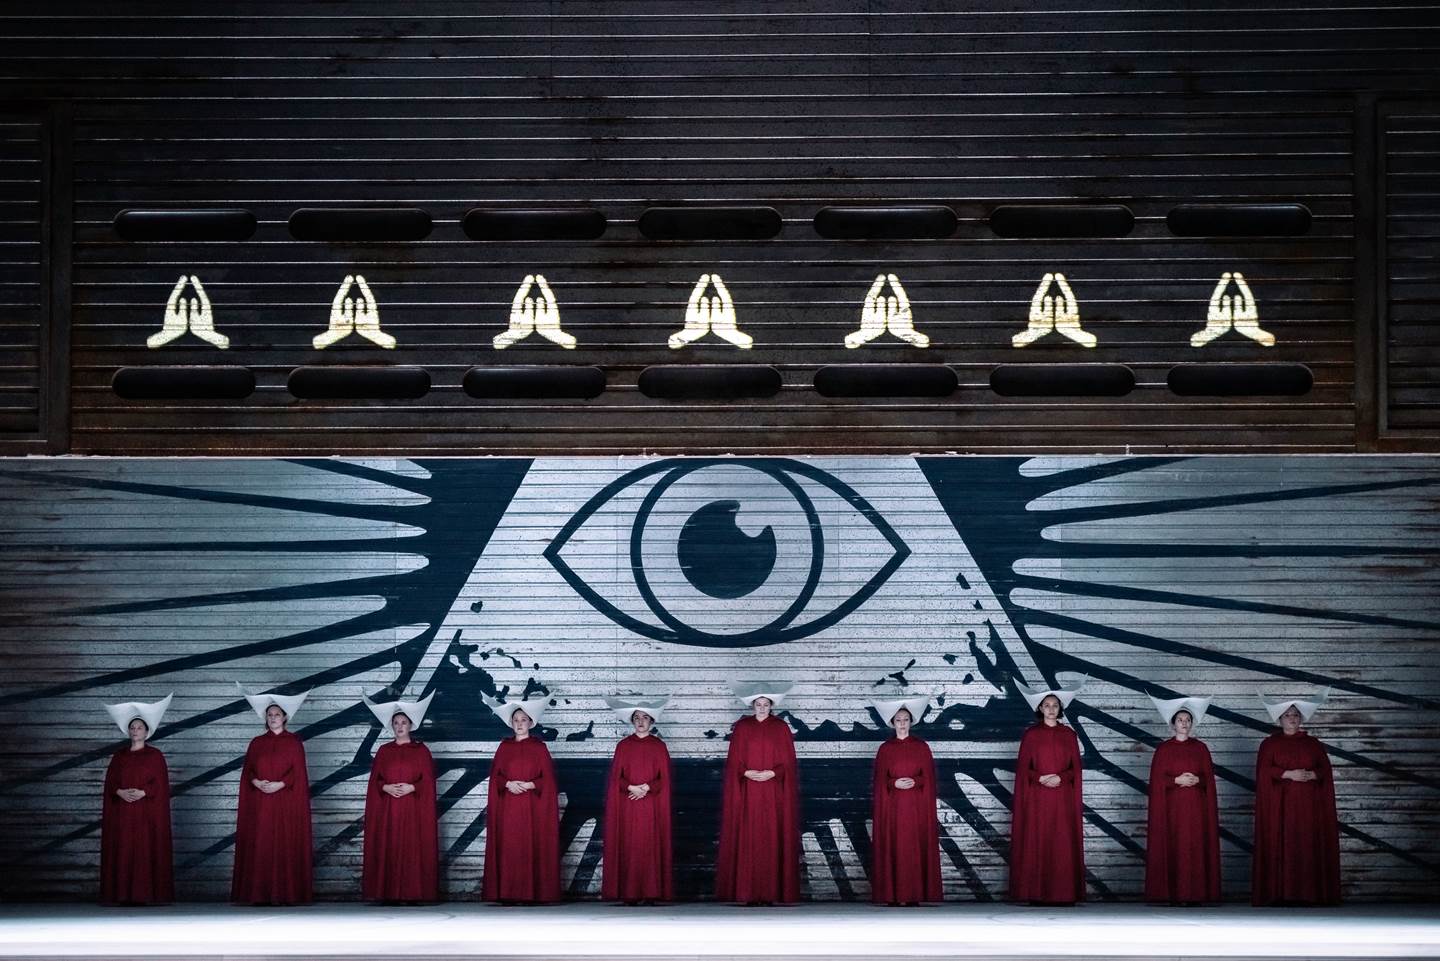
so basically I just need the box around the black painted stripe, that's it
[988,205,1135,238]
[287,366,431,399]
[463,208,607,241]
[112,366,255,400]
[464,366,606,399]
[113,209,257,242]
[813,206,957,240]
[990,364,1136,397]
[814,364,957,397]
[637,206,782,241]
[1167,363,1313,396]
[638,365,782,400]
[288,208,432,242]
[1167,204,1312,237]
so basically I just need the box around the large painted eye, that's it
[544,459,910,646]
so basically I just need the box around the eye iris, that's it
[676,499,777,599]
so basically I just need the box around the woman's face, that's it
[631,710,654,736]
[891,707,913,736]
[510,708,533,736]
[1171,710,1193,739]
[1040,695,1061,722]
[1279,705,1303,735]
[391,712,412,740]
[752,696,773,719]
[127,717,148,743]
[265,704,286,733]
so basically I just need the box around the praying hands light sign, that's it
[143,270,1277,352]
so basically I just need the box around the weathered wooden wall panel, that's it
[0,112,45,441]
[1383,106,1440,434]
[1,2,1437,453]
[0,455,1435,901]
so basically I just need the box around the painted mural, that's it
[0,456,1436,901]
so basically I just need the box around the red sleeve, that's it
[1016,726,1040,785]
[240,737,258,787]
[1143,742,1171,900]
[920,739,942,901]
[1260,734,1286,783]
[714,719,747,899]
[1059,728,1080,785]
[776,720,802,904]
[103,751,122,802]
[1313,741,1334,785]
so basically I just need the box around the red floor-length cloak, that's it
[100,745,174,904]
[482,736,561,903]
[362,740,439,902]
[601,733,674,902]
[716,714,800,904]
[231,730,313,905]
[1251,730,1341,905]
[870,735,942,904]
[1008,721,1085,904]
[1144,737,1221,903]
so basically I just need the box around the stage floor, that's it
[1,903,1438,961]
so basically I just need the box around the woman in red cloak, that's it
[1008,680,1085,905]
[870,694,942,905]
[1145,695,1221,904]
[231,686,313,905]
[716,683,800,905]
[482,699,561,904]
[1252,692,1341,906]
[601,696,674,904]
[363,693,439,903]
[100,694,175,905]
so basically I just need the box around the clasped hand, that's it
[1173,772,1200,787]
[505,780,536,795]
[116,788,146,803]
[626,783,650,801]
[382,782,416,798]
[1282,769,1318,782]
[1038,773,1063,788]
[893,777,916,790]
[743,769,776,782]
[252,778,285,794]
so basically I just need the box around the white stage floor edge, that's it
[1,904,1438,961]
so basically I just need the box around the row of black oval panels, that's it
[112,363,1315,401]
[112,204,1314,243]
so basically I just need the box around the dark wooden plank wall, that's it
[0,113,43,441]
[1384,106,1440,433]
[0,2,1438,454]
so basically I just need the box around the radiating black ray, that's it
[1026,475,1440,528]
[1011,574,1440,635]
[1024,613,1440,714]
[0,468,422,526]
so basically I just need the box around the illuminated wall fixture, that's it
[668,273,752,349]
[1012,272,1096,348]
[313,274,396,349]
[844,273,929,348]
[1191,271,1275,347]
[494,274,575,350]
[147,275,229,349]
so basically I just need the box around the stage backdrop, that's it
[0,455,1436,902]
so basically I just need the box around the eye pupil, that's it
[677,499,777,599]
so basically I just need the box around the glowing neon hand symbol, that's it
[147,275,229,349]
[494,274,575,349]
[313,274,395,349]
[1012,272,1096,348]
[845,273,929,348]
[1192,271,1273,347]
[668,273,751,349]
